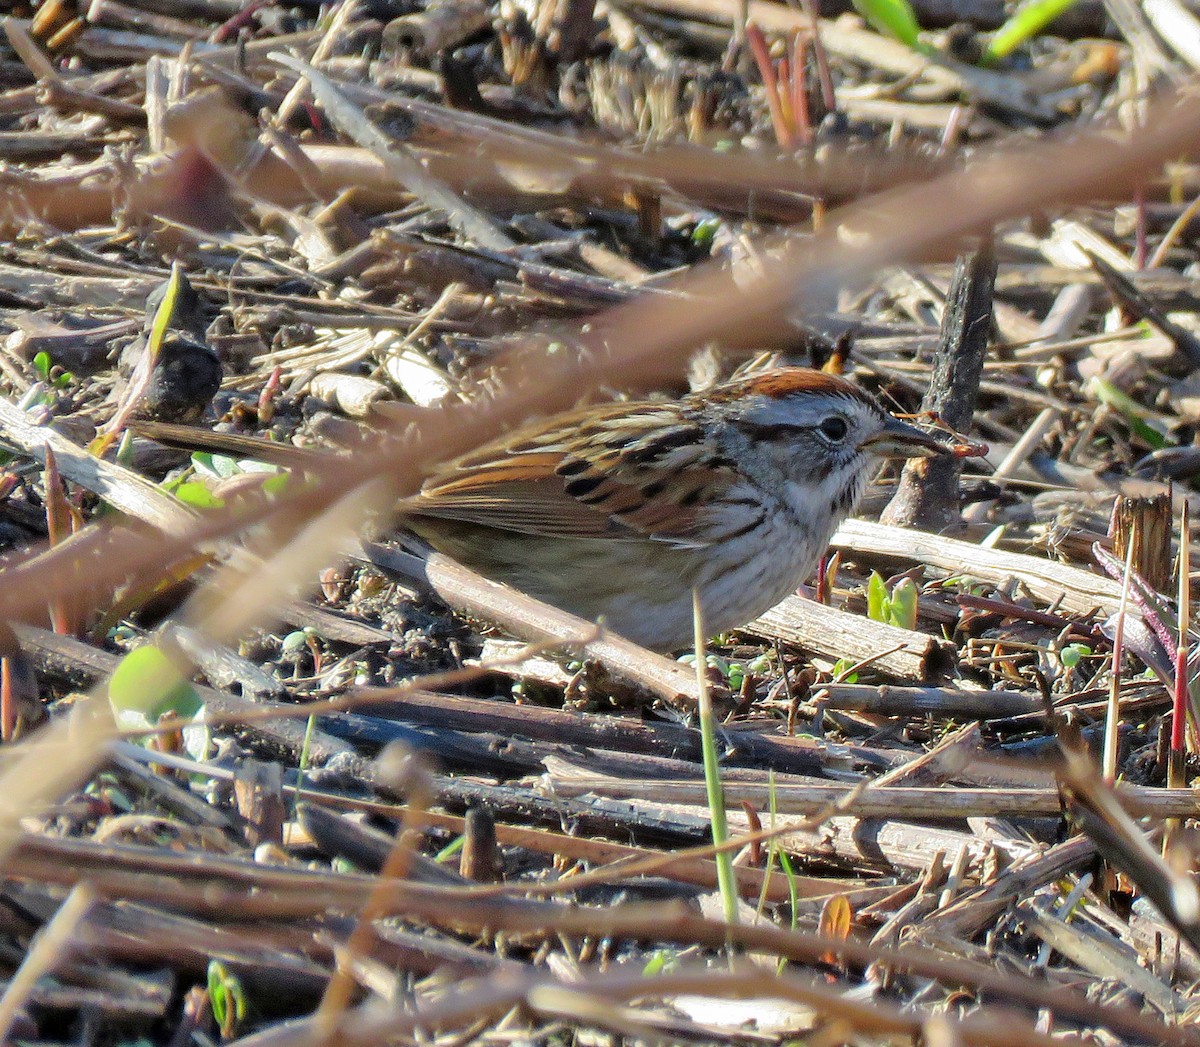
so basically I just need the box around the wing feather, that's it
[409,403,757,547]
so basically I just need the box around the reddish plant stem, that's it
[1170,499,1190,786]
[798,0,836,114]
[745,23,793,149]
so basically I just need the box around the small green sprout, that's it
[642,948,681,976]
[852,0,932,53]
[280,630,310,655]
[983,0,1083,62]
[207,961,248,1039]
[831,657,859,683]
[435,835,466,862]
[692,217,722,249]
[108,645,201,726]
[1089,377,1170,451]
[1061,642,1093,669]
[867,572,920,631]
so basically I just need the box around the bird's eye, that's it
[819,416,849,442]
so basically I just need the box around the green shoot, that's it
[286,713,318,847]
[866,572,920,630]
[851,0,931,54]
[92,261,184,456]
[831,657,859,684]
[692,590,738,926]
[762,772,800,974]
[1060,642,1092,669]
[207,961,248,1039]
[435,835,466,862]
[983,0,1082,63]
[1089,376,1170,451]
[642,949,681,976]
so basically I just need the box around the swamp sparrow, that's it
[409,368,953,650]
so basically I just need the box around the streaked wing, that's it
[409,402,753,548]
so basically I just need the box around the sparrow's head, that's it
[705,368,949,482]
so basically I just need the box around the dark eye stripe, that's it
[731,420,808,441]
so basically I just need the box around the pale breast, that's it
[412,478,838,650]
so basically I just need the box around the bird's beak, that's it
[859,416,951,459]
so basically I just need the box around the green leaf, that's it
[851,0,929,51]
[831,658,858,684]
[866,571,889,623]
[983,0,1082,62]
[889,577,919,631]
[32,351,51,380]
[1061,642,1092,668]
[144,263,182,368]
[169,481,224,509]
[235,458,282,474]
[643,951,667,976]
[1089,377,1170,451]
[261,471,292,497]
[191,451,241,479]
[115,429,136,469]
[208,967,227,1017]
[207,960,247,1038]
[692,217,721,248]
[108,645,201,725]
[642,949,679,976]
[280,630,309,654]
